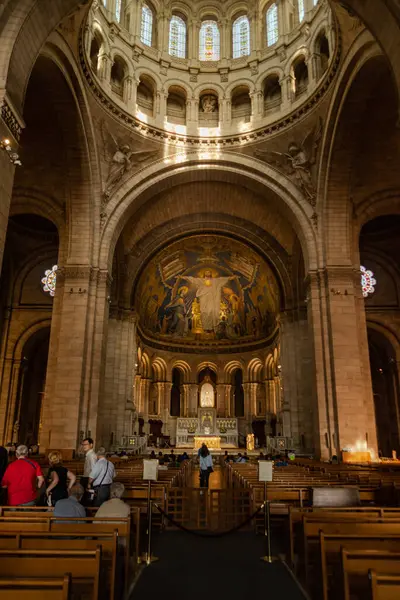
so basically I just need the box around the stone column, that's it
[242,382,252,436]
[182,384,190,417]
[40,266,111,452]
[224,384,232,417]
[307,267,378,459]
[189,383,198,417]
[155,382,165,416]
[161,382,172,434]
[219,18,228,59]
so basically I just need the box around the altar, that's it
[175,375,238,448]
[194,436,221,450]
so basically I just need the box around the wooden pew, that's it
[0,531,118,600]
[319,532,400,600]
[370,571,400,600]
[0,548,101,600]
[342,549,400,600]
[301,518,400,585]
[0,575,70,600]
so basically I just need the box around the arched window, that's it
[298,0,305,22]
[232,15,250,58]
[141,4,153,46]
[169,15,186,58]
[313,0,318,5]
[115,0,121,22]
[199,20,220,61]
[266,4,279,47]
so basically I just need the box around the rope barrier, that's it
[153,501,265,538]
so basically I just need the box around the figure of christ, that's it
[179,270,235,331]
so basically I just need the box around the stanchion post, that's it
[146,479,153,564]
[259,460,278,563]
[143,459,159,565]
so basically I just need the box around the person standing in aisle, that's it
[199,443,213,488]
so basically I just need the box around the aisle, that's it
[130,531,307,600]
[191,465,225,489]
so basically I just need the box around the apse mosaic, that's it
[135,236,279,349]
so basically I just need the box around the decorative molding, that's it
[0,95,25,142]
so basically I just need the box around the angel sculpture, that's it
[101,120,158,198]
[255,118,322,206]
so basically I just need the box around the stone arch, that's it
[171,360,191,383]
[25,39,100,265]
[224,360,245,383]
[100,155,317,278]
[247,357,263,382]
[320,37,390,265]
[152,357,167,381]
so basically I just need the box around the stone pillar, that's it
[161,382,172,434]
[216,384,224,416]
[250,383,258,416]
[155,382,165,416]
[182,384,190,417]
[40,266,111,452]
[219,18,228,59]
[0,360,21,445]
[307,267,378,459]
[189,383,198,417]
[224,384,232,417]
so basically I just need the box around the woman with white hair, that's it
[94,482,130,519]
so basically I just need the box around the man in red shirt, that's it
[1,444,44,506]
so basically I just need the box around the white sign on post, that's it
[143,459,158,481]
[258,460,273,482]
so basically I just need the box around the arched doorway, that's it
[16,327,51,446]
[368,328,400,457]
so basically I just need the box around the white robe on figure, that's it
[185,276,230,330]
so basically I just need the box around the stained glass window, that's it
[232,16,250,58]
[298,0,305,22]
[115,0,121,22]
[169,15,186,58]
[199,20,220,61]
[266,4,279,47]
[360,265,376,298]
[314,0,318,5]
[141,4,153,47]
[42,265,58,297]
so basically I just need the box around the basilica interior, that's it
[0,0,400,464]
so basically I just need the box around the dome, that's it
[82,0,337,145]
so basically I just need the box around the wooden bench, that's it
[319,532,400,600]
[342,549,400,600]
[0,575,70,600]
[301,518,400,585]
[0,548,101,600]
[370,571,400,600]
[0,531,118,600]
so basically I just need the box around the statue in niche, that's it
[255,117,322,206]
[201,94,217,113]
[100,120,158,198]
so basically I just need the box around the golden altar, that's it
[194,436,221,450]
